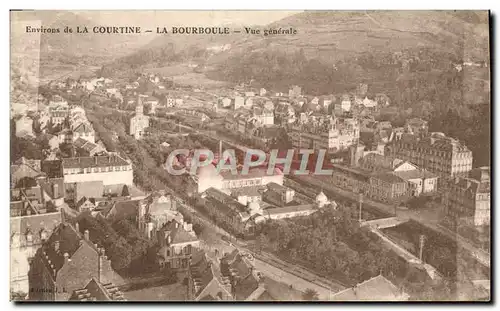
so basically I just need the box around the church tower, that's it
[136,96,144,116]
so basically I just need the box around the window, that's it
[26,232,33,243]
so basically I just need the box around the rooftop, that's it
[62,155,129,169]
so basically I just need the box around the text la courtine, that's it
[76,26,142,34]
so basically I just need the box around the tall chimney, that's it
[94,157,98,165]
[84,229,90,240]
[75,222,80,233]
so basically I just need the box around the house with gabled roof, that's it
[72,122,95,143]
[220,249,265,301]
[10,211,63,293]
[28,222,124,300]
[69,278,126,301]
[187,250,233,301]
[157,219,200,270]
[11,157,44,189]
[73,137,105,157]
[75,197,96,213]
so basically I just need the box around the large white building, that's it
[195,164,284,194]
[61,153,133,186]
[290,117,360,152]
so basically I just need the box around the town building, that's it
[339,94,352,112]
[10,211,62,293]
[11,157,44,189]
[28,223,124,300]
[195,163,284,194]
[48,98,70,125]
[386,132,473,182]
[443,166,490,226]
[369,172,408,203]
[327,164,410,203]
[274,102,296,126]
[202,182,320,236]
[137,193,185,240]
[75,197,97,213]
[234,96,245,110]
[290,116,360,152]
[157,219,200,270]
[220,250,265,300]
[203,187,258,235]
[15,116,34,138]
[61,154,133,186]
[288,85,302,98]
[187,250,233,301]
[129,98,150,140]
[71,122,95,144]
[73,138,106,157]
[404,118,429,137]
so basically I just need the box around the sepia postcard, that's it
[10,10,491,302]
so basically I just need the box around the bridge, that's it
[364,222,441,280]
[360,217,409,229]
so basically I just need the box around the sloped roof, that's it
[62,155,128,169]
[38,178,65,199]
[42,223,86,273]
[393,169,437,181]
[12,157,41,173]
[73,122,94,134]
[234,273,260,301]
[220,167,282,181]
[74,137,91,149]
[107,199,141,221]
[10,211,62,247]
[161,220,198,245]
[70,278,126,301]
[230,186,265,198]
[76,197,96,210]
[264,204,316,216]
[370,172,406,184]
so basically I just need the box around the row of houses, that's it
[196,164,333,236]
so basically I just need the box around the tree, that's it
[121,185,130,197]
[302,288,319,301]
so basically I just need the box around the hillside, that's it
[206,11,489,65]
